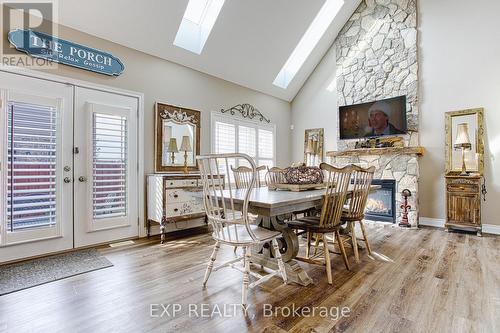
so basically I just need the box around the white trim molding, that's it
[419,217,500,235]
[419,217,445,228]
[483,224,500,235]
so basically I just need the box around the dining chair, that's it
[265,166,286,188]
[287,163,354,284]
[231,165,267,189]
[340,165,376,263]
[197,153,287,306]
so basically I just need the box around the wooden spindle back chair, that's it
[197,153,287,305]
[265,166,286,188]
[231,165,266,189]
[287,163,354,284]
[341,165,375,263]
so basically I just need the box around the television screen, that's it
[339,96,407,140]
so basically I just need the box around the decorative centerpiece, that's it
[284,165,324,185]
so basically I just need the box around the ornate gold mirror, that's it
[155,103,200,173]
[445,108,484,175]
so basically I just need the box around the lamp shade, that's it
[454,123,472,147]
[305,138,314,154]
[179,136,192,152]
[167,138,178,152]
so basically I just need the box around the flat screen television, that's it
[339,95,407,140]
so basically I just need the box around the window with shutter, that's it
[92,113,128,219]
[7,102,57,232]
[211,113,276,179]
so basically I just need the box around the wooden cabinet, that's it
[147,173,224,243]
[445,175,482,236]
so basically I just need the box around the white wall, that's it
[418,0,500,224]
[291,45,338,164]
[292,0,500,225]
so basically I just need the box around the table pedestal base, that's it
[250,253,313,286]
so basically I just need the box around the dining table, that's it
[214,185,380,286]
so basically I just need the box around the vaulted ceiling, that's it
[58,0,361,101]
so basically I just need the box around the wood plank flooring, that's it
[0,224,498,333]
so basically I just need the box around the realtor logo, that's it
[1,0,58,68]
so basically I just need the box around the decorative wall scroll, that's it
[220,103,270,123]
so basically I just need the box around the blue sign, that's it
[8,29,124,76]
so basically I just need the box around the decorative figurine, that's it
[399,188,412,227]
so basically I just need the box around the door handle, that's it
[64,177,72,183]
[78,176,87,182]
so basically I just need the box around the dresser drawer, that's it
[446,184,479,193]
[165,178,199,188]
[166,188,202,203]
[166,200,204,218]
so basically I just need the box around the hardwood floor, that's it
[0,224,498,333]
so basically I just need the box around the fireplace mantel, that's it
[326,146,425,158]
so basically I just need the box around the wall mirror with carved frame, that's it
[304,128,324,166]
[155,103,201,173]
[445,108,484,175]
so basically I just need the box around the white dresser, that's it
[146,173,224,243]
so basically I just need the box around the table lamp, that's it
[305,138,314,166]
[166,138,178,165]
[312,139,319,166]
[179,135,192,174]
[454,123,472,176]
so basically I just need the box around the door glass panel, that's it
[92,113,127,219]
[7,102,57,231]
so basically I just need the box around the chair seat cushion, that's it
[213,224,281,244]
[288,216,345,233]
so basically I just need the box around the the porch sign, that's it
[8,29,124,76]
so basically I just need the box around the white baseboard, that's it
[419,217,500,235]
[483,224,500,235]
[419,217,445,228]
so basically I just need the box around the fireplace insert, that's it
[364,179,396,223]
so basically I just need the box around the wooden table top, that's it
[218,185,381,209]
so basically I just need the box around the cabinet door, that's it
[447,192,480,225]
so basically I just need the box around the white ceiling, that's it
[58,0,361,101]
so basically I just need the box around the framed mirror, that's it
[155,102,200,173]
[445,108,484,175]
[304,128,324,166]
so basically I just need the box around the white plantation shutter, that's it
[92,113,128,219]
[258,128,274,167]
[211,113,276,181]
[7,102,58,231]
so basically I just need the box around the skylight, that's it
[174,0,225,54]
[273,0,344,89]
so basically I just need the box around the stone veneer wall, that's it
[335,0,419,150]
[330,153,420,226]
[331,0,421,225]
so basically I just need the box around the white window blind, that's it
[7,102,57,231]
[211,113,276,181]
[92,113,128,219]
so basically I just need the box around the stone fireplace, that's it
[327,147,423,227]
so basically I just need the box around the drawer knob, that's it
[174,208,179,212]
[460,186,465,190]
[174,194,179,198]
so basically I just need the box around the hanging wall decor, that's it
[220,103,270,123]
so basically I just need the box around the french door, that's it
[0,72,139,262]
[73,87,138,248]
[0,72,74,262]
